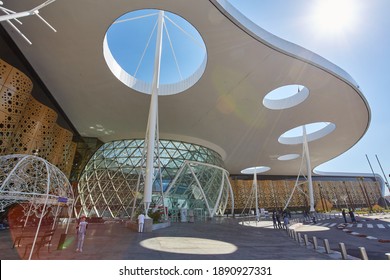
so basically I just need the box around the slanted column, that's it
[303,125,315,213]
[253,170,259,220]
[144,11,164,215]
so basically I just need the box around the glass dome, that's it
[77,139,230,219]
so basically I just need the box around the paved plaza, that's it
[1,214,389,260]
[0,218,331,260]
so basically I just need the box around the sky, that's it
[227,0,390,193]
[107,9,206,85]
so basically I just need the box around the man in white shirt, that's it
[137,213,145,232]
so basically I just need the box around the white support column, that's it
[253,170,259,220]
[227,171,235,215]
[144,11,164,216]
[303,126,315,213]
[212,170,225,215]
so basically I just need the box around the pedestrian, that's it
[342,209,347,223]
[283,214,289,230]
[311,213,317,224]
[137,212,145,232]
[348,209,356,223]
[76,215,88,252]
[276,212,282,229]
[272,211,277,229]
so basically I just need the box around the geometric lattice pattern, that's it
[0,59,33,155]
[229,177,383,212]
[0,154,74,214]
[0,59,76,177]
[77,139,224,218]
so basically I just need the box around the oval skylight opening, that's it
[103,9,207,95]
[278,154,300,161]
[241,166,271,174]
[263,84,309,110]
[279,122,336,145]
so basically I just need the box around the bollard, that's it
[359,247,368,260]
[339,242,348,260]
[312,236,318,250]
[294,231,299,242]
[297,233,302,244]
[304,234,309,246]
[323,239,331,254]
[386,253,390,260]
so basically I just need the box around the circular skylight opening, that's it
[263,84,309,110]
[279,122,336,145]
[278,154,300,161]
[103,9,207,95]
[241,166,271,174]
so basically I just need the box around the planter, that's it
[125,220,171,231]
[152,221,171,230]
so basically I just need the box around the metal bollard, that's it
[323,239,331,254]
[386,253,390,260]
[312,236,318,250]
[359,247,368,260]
[339,242,348,260]
[297,233,302,244]
[304,234,309,246]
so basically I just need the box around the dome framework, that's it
[0,154,74,259]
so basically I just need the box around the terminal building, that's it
[0,0,387,223]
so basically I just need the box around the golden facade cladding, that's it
[0,59,76,177]
[229,178,382,211]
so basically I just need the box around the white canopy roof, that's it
[1,0,370,175]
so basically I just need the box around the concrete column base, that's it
[143,218,153,233]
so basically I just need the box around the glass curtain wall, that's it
[164,161,234,221]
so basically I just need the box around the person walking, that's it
[272,211,277,229]
[348,209,357,223]
[342,209,348,223]
[76,215,88,252]
[276,212,282,229]
[137,213,145,232]
[283,214,289,230]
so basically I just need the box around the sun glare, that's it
[310,0,358,35]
